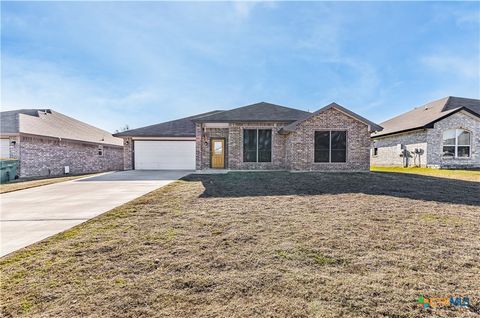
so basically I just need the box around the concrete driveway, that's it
[0,170,192,256]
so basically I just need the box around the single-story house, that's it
[0,109,124,178]
[114,102,382,171]
[371,96,480,169]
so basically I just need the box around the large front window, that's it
[314,131,347,163]
[442,129,471,158]
[243,129,272,162]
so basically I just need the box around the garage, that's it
[134,140,196,170]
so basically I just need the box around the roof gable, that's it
[373,96,480,138]
[281,102,382,133]
[1,109,122,146]
[192,102,310,123]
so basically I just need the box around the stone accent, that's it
[371,130,428,167]
[426,111,479,168]
[16,134,123,178]
[123,137,134,170]
[371,110,479,169]
[286,108,371,171]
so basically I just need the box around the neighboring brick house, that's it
[114,102,382,172]
[371,96,480,169]
[0,109,124,178]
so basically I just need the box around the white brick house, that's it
[371,96,480,169]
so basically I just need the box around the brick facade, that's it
[371,130,428,167]
[123,137,134,170]
[371,110,479,168]
[286,108,370,171]
[12,134,123,178]
[195,108,371,171]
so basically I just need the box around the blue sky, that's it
[1,1,479,132]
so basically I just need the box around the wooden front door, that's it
[211,139,225,169]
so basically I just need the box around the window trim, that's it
[242,128,273,163]
[442,128,471,159]
[314,130,348,163]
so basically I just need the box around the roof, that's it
[0,109,123,146]
[372,96,480,138]
[113,110,224,137]
[192,102,310,123]
[280,102,383,133]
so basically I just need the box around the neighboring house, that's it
[114,102,382,171]
[0,109,124,178]
[371,96,480,169]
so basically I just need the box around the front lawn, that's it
[371,166,480,182]
[1,172,479,317]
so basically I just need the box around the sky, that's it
[1,1,479,132]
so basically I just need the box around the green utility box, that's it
[0,159,19,183]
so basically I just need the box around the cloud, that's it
[421,54,480,79]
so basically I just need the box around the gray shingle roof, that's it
[280,102,383,133]
[113,110,224,137]
[0,109,123,146]
[192,102,310,123]
[372,96,480,138]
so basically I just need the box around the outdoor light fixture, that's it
[10,140,16,146]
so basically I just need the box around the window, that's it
[442,129,471,158]
[98,145,104,156]
[243,129,272,162]
[314,131,347,163]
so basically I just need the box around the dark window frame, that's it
[314,130,347,163]
[243,128,272,163]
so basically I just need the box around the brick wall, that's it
[371,130,428,167]
[123,137,133,170]
[17,135,123,178]
[228,122,288,170]
[197,127,229,170]
[426,111,479,168]
[286,108,371,171]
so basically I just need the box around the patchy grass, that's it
[371,166,480,182]
[0,173,99,194]
[1,172,479,317]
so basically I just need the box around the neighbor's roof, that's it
[0,109,123,146]
[192,102,310,123]
[372,96,480,138]
[280,102,383,133]
[113,110,224,137]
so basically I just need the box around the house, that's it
[0,109,124,178]
[114,102,382,171]
[371,96,480,169]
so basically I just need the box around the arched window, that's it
[442,129,471,158]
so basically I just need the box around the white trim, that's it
[131,137,195,141]
[204,123,229,128]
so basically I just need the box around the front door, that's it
[211,139,225,169]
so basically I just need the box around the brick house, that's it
[0,109,123,178]
[371,96,480,169]
[114,102,382,172]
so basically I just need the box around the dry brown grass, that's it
[0,174,98,194]
[1,172,479,317]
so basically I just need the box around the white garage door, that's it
[134,140,196,170]
[0,139,10,158]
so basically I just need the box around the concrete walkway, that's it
[0,170,192,256]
